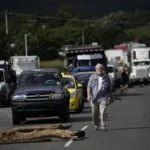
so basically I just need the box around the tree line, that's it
[0,5,150,60]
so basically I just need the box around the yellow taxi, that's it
[62,75,84,113]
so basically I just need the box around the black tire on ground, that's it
[60,109,70,123]
[12,111,22,125]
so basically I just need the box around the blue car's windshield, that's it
[18,72,61,86]
[75,73,94,82]
[63,78,75,89]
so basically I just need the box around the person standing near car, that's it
[120,67,129,93]
[87,63,113,131]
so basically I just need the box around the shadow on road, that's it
[109,126,150,131]
[24,118,61,125]
[70,116,92,123]
[119,93,143,97]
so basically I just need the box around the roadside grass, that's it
[40,59,66,72]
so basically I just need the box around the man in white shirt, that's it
[87,63,112,131]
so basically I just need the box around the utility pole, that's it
[24,33,31,56]
[82,29,85,45]
[5,10,8,35]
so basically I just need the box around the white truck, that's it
[107,64,117,90]
[0,61,16,106]
[105,49,127,87]
[130,48,150,84]
[130,59,150,84]
[10,56,40,78]
[77,54,103,67]
[63,45,107,72]
[132,48,150,60]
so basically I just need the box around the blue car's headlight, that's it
[51,94,64,100]
[12,95,25,101]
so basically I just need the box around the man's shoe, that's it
[94,125,99,130]
[101,127,107,131]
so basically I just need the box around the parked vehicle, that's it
[0,60,17,106]
[63,44,107,72]
[130,59,150,84]
[11,69,70,125]
[11,56,40,78]
[74,72,95,101]
[71,66,95,75]
[107,64,116,89]
[63,75,84,113]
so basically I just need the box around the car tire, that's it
[75,100,84,113]
[60,109,69,123]
[12,111,21,125]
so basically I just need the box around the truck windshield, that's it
[18,72,61,86]
[63,78,75,88]
[91,59,102,66]
[78,60,90,66]
[0,71,4,82]
[107,66,114,73]
[133,61,150,66]
[78,59,102,67]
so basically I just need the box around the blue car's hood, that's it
[14,85,63,95]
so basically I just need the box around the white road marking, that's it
[64,139,73,147]
[81,126,88,131]
[64,125,88,147]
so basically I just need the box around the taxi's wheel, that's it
[75,99,84,113]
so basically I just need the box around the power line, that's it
[1,11,150,25]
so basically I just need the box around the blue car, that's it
[74,71,95,101]
[71,66,95,75]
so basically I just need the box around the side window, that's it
[74,78,78,88]
[59,72,65,85]
[4,71,8,82]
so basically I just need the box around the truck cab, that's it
[63,45,107,72]
[0,60,17,106]
[130,59,150,84]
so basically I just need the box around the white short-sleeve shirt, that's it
[98,76,103,91]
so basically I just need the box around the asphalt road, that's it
[0,85,150,150]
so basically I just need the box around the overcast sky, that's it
[0,0,150,17]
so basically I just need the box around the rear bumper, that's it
[131,78,149,82]
[11,100,69,117]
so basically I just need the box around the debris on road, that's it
[0,124,85,144]
[107,93,122,105]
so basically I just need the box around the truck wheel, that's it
[12,111,21,125]
[2,94,11,107]
[60,109,69,123]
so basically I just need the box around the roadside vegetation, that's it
[0,6,150,61]
[40,60,65,72]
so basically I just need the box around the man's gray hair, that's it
[95,63,104,69]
